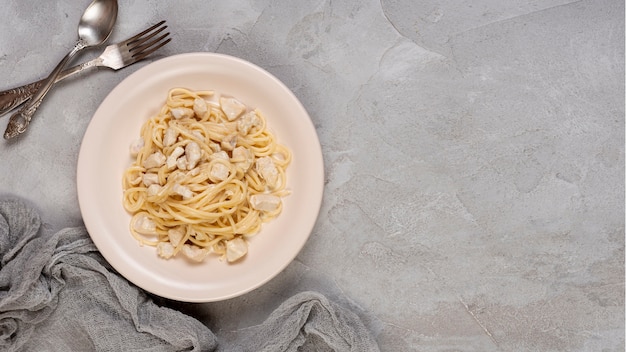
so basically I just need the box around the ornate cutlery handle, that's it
[0,57,100,117]
[0,61,93,117]
[4,41,86,139]
[0,83,41,117]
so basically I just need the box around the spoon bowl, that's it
[79,0,118,46]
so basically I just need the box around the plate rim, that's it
[76,52,324,302]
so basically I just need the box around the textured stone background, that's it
[0,0,623,350]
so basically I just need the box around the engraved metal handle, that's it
[0,83,41,117]
[0,59,98,117]
[4,41,86,139]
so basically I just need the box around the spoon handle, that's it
[0,60,98,117]
[4,41,86,139]
[0,84,39,117]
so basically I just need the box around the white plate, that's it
[77,53,324,302]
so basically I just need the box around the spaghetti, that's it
[122,88,291,263]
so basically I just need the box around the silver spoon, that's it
[4,0,118,140]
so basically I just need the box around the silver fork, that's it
[0,20,171,118]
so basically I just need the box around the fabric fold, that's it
[0,198,216,351]
[224,291,380,352]
[0,196,379,351]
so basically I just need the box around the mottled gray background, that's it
[0,0,623,350]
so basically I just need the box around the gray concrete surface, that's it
[0,0,623,350]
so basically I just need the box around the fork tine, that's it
[127,23,168,50]
[121,20,167,46]
[130,34,172,62]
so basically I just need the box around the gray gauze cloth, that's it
[0,197,379,352]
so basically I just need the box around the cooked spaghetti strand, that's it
[122,88,290,263]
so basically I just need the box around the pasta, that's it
[122,88,291,263]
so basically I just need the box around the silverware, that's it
[4,0,118,140]
[0,21,171,119]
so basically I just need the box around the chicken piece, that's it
[156,242,175,259]
[249,194,281,212]
[167,171,185,183]
[129,137,144,157]
[143,152,166,169]
[176,156,187,170]
[182,244,209,262]
[211,150,229,161]
[173,183,194,199]
[193,98,208,117]
[167,146,185,170]
[210,163,230,181]
[133,213,157,235]
[231,146,254,172]
[219,97,246,121]
[163,128,178,147]
[147,184,161,197]
[185,142,202,169]
[237,111,261,135]
[168,227,185,247]
[142,173,159,186]
[220,132,238,151]
[256,156,279,189]
[170,107,195,119]
[225,237,248,262]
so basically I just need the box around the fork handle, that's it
[0,83,41,117]
[0,58,97,117]
[3,41,86,139]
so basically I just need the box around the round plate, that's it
[77,53,324,302]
